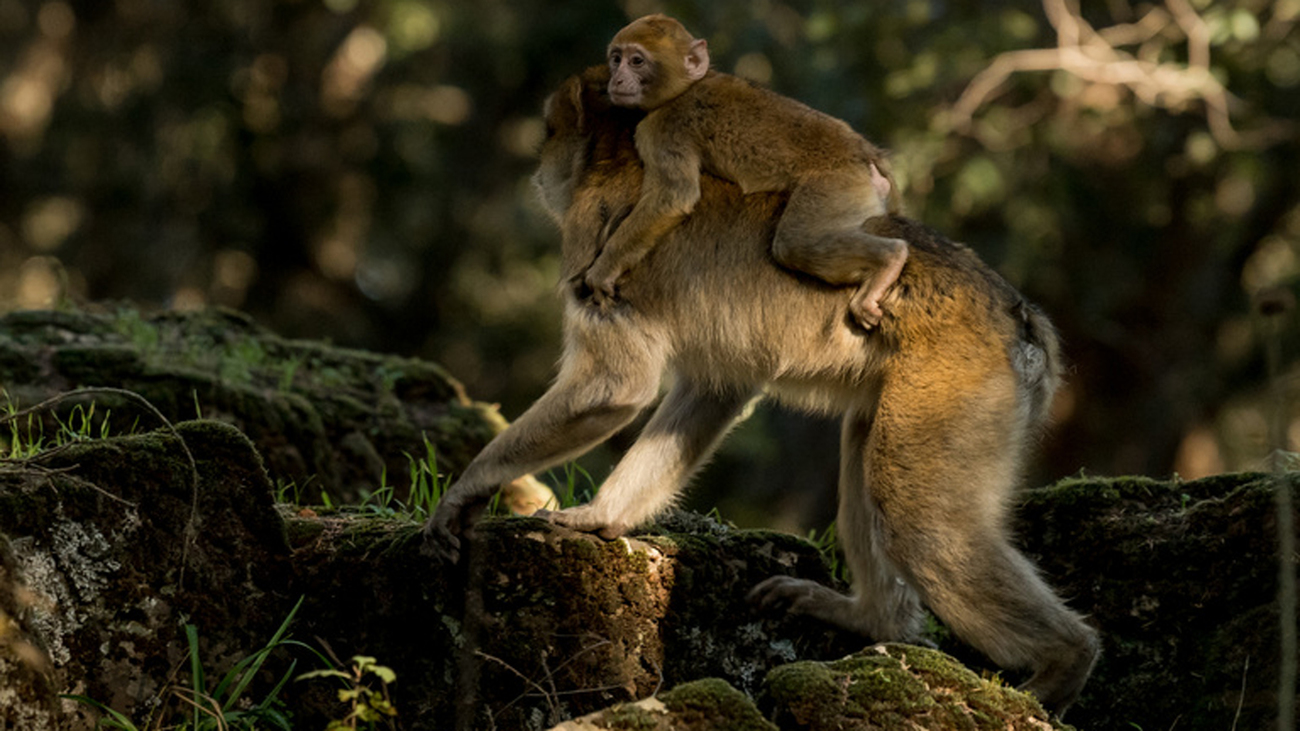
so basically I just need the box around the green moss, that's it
[762,644,1068,731]
[660,678,778,730]
[602,705,664,730]
[577,679,776,731]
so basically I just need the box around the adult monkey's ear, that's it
[541,73,587,137]
[566,74,585,135]
[584,64,615,107]
[684,38,709,81]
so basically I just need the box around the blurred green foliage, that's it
[1,0,1297,519]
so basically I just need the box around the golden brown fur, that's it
[424,66,1098,715]
[589,14,908,329]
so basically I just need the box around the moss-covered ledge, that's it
[0,307,506,503]
[284,510,862,730]
[1013,472,1298,731]
[550,645,1071,731]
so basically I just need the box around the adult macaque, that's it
[422,67,1099,715]
[586,14,908,329]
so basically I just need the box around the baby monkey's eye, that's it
[629,54,645,67]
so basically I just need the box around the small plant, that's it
[340,437,451,520]
[299,655,398,731]
[53,402,115,444]
[1,392,47,460]
[358,475,401,518]
[275,477,303,505]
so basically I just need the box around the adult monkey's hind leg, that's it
[422,310,665,563]
[749,406,926,641]
[864,366,1099,716]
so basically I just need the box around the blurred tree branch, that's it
[950,0,1295,149]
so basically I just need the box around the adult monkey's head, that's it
[607,14,709,110]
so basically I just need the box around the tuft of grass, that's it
[555,461,596,508]
[405,435,452,518]
[807,521,848,585]
[1,390,138,460]
[2,392,48,460]
[64,597,319,731]
[328,435,454,521]
[271,434,597,525]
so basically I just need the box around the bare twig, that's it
[10,461,138,507]
[477,635,642,722]
[476,650,563,720]
[1230,655,1249,731]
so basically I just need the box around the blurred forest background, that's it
[1,0,1297,529]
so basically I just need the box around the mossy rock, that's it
[0,420,297,730]
[1014,471,1298,730]
[0,307,505,503]
[760,644,1069,730]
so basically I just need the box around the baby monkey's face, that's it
[606,43,655,109]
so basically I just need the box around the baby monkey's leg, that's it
[772,166,908,328]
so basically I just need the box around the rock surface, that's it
[1015,472,1298,731]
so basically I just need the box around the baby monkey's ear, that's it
[684,38,708,81]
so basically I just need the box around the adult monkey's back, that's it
[423,66,1099,716]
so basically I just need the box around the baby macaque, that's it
[585,14,908,328]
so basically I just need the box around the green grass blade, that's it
[185,624,204,729]
[223,596,304,705]
[59,695,139,731]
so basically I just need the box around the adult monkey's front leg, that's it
[422,311,665,563]
[541,377,755,538]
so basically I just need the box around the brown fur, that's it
[589,14,908,329]
[423,66,1099,716]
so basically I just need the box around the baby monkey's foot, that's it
[849,237,909,329]
[849,295,885,329]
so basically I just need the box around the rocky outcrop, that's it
[555,646,1069,731]
[0,421,294,730]
[0,420,863,730]
[2,308,1296,730]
